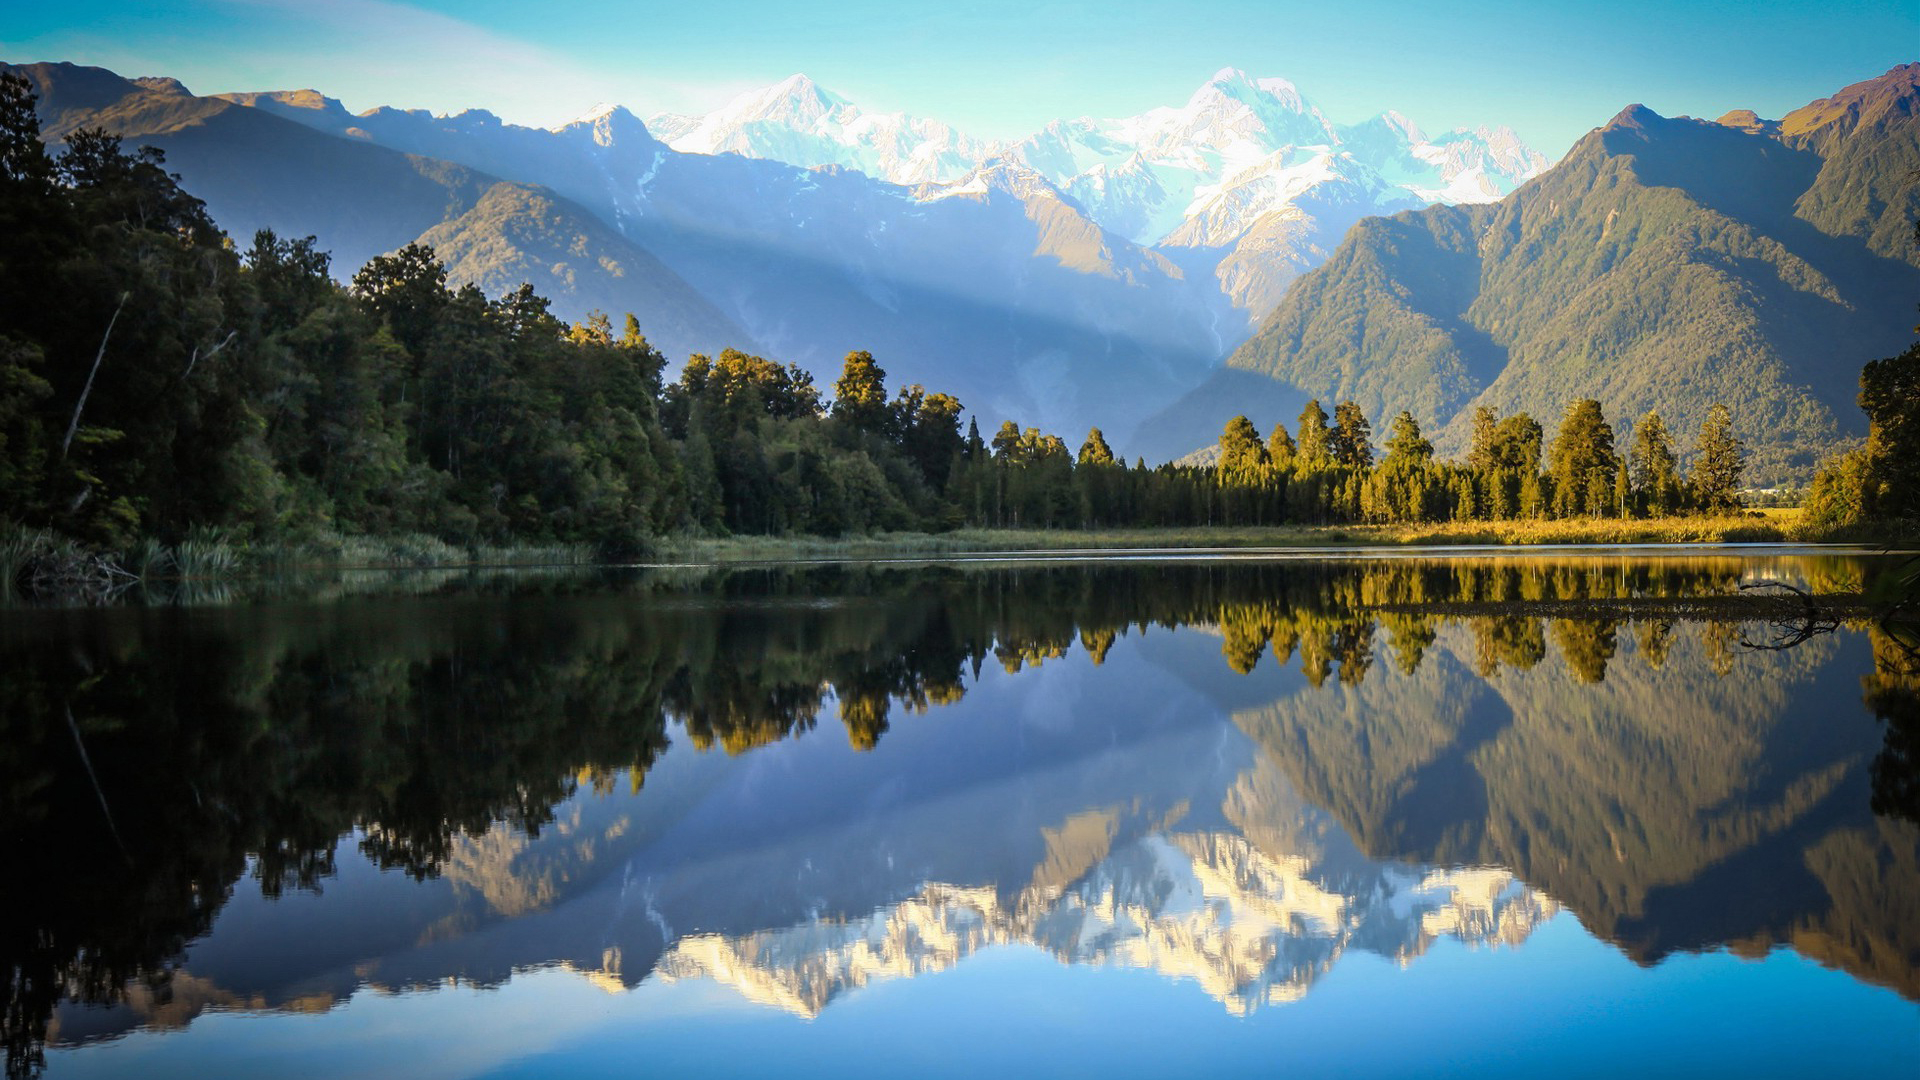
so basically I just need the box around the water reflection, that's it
[1,556,1915,1075]
[654,762,1559,1018]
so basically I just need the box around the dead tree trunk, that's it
[61,291,130,460]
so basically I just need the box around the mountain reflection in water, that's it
[1,555,1916,1076]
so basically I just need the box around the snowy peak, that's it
[651,74,988,185]
[766,73,844,113]
[1189,66,1315,121]
[924,159,1073,204]
[1345,109,1428,147]
[994,69,1547,267]
[561,101,623,129]
[552,102,651,148]
[635,67,1548,264]
[721,72,851,129]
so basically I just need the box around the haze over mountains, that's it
[646,68,1548,317]
[5,60,1545,453]
[7,58,1915,474]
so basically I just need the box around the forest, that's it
[1,72,1914,571]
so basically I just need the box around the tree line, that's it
[1803,220,1920,529]
[10,70,1917,557]
[951,394,1748,530]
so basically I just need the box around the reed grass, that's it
[643,511,1880,564]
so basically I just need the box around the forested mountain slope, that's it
[1137,65,1920,483]
[4,61,751,366]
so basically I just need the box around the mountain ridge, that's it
[13,59,1232,447]
[238,66,1550,335]
[7,61,751,364]
[1132,64,1920,479]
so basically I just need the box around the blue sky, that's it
[2,0,1912,156]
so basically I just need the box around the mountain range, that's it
[5,60,1544,453]
[646,68,1547,318]
[7,58,1914,476]
[1135,64,1920,480]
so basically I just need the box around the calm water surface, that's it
[3,553,1917,1078]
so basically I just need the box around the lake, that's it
[3,551,1917,1078]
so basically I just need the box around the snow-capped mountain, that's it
[190,75,1229,445]
[650,68,1548,251]
[652,68,1549,323]
[1002,68,1548,317]
[648,74,989,185]
[64,63,1548,447]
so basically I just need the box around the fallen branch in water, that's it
[1738,580,1841,650]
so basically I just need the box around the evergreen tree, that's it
[1077,427,1116,466]
[1297,400,1331,465]
[893,385,965,488]
[350,243,450,361]
[1808,222,1920,524]
[1381,411,1432,469]
[1548,399,1618,517]
[1490,413,1544,473]
[1861,338,1920,519]
[1329,401,1373,468]
[991,420,1023,463]
[1628,409,1679,516]
[1267,422,1296,467]
[1689,403,1745,512]
[830,350,889,436]
[1219,415,1268,473]
[1467,405,1499,472]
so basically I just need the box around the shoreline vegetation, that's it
[6,509,1917,603]
[2,75,1916,606]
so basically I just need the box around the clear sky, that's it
[2,0,1913,157]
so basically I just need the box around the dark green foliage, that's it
[1330,402,1374,468]
[1809,332,1920,526]
[0,80,985,550]
[1805,214,1920,527]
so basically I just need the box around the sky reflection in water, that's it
[6,555,1917,1077]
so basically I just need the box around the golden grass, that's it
[641,509,1898,565]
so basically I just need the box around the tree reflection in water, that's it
[0,555,1914,1077]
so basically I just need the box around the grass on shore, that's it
[644,509,1904,564]
[5,510,1904,598]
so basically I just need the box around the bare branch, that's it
[1738,580,1840,650]
[184,329,236,380]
